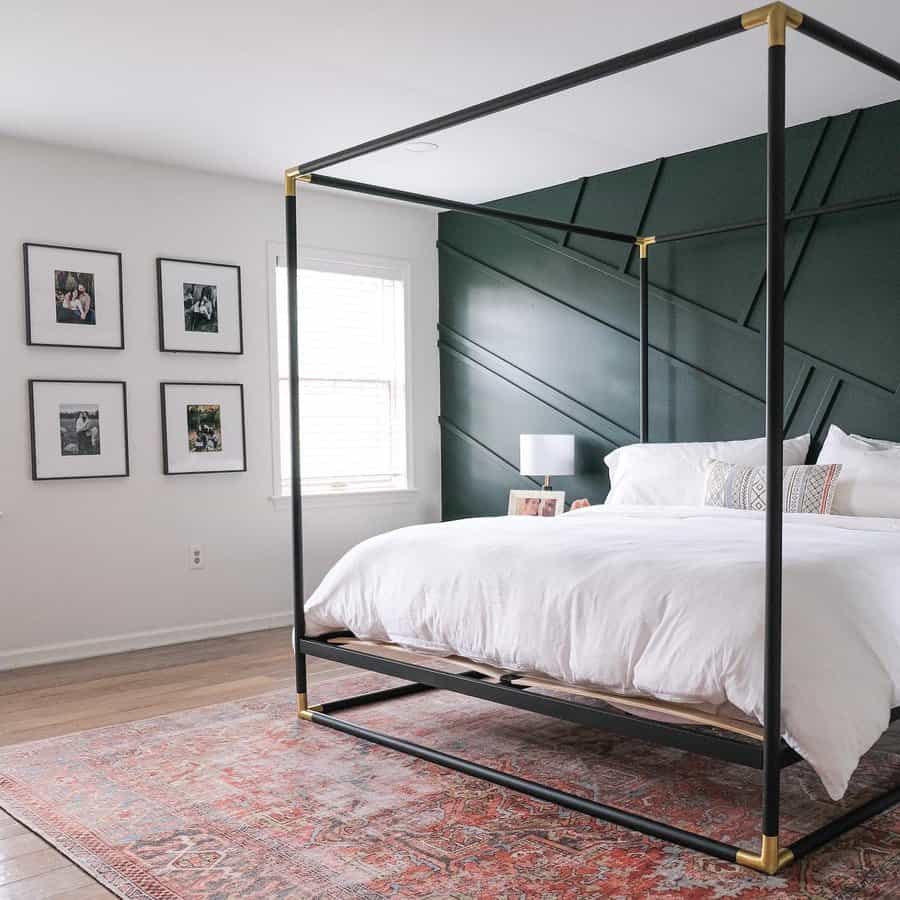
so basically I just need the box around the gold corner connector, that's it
[736,835,794,875]
[636,236,656,259]
[296,693,323,720]
[285,169,312,196]
[741,3,803,46]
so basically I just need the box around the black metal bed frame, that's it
[283,3,900,875]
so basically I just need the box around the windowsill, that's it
[269,488,419,511]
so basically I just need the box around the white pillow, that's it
[849,432,900,451]
[604,434,811,507]
[815,425,900,517]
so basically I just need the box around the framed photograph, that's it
[160,382,246,474]
[24,243,124,349]
[29,380,129,480]
[157,258,243,354]
[508,489,566,517]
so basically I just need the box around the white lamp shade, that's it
[519,434,575,477]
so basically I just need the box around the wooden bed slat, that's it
[326,637,764,741]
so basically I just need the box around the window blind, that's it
[275,259,408,495]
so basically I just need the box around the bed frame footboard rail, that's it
[298,636,776,770]
[300,706,743,864]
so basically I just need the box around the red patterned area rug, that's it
[1,669,899,899]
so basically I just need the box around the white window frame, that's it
[266,241,417,509]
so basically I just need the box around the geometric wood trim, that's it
[782,111,862,309]
[439,328,635,445]
[439,241,767,407]
[739,117,832,327]
[439,414,542,488]
[442,216,900,401]
[620,156,665,273]
[784,362,815,433]
[809,377,843,443]
[561,177,589,249]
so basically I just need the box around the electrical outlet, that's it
[190,544,205,570]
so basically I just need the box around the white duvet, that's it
[305,505,900,799]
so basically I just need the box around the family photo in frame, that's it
[157,258,243,354]
[55,270,95,325]
[29,379,129,480]
[24,243,124,348]
[160,382,246,475]
[507,489,566,517]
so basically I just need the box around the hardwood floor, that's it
[0,627,346,899]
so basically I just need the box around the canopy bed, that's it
[282,3,900,875]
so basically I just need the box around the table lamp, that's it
[519,434,575,490]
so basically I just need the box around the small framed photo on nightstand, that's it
[508,489,566,517]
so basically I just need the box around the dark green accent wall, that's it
[438,99,900,521]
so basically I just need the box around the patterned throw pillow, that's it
[704,460,843,514]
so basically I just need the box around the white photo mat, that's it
[507,489,566,517]
[161,382,246,474]
[157,258,242,353]
[24,244,123,348]
[30,380,129,479]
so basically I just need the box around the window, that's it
[272,248,410,497]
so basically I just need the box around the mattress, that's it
[305,505,900,799]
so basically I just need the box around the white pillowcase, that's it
[604,434,811,507]
[846,432,900,451]
[815,425,900,518]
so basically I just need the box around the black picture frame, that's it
[156,257,244,355]
[160,381,247,475]
[24,243,125,349]
[28,378,130,480]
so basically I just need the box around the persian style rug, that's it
[1,670,898,899]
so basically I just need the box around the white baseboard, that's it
[0,611,294,671]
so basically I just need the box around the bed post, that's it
[636,237,655,443]
[761,8,787,856]
[285,169,309,717]
[736,2,792,875]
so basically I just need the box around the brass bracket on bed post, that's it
[635,236,656,259]
[296,694,322,721]
[736,835,794,874]
[741,2,803,46]
[284,168,313,196]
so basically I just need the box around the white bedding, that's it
[305,505,900,799]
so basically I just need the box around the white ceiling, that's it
[2,1,898,202]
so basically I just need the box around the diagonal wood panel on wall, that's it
[438,100,900,520]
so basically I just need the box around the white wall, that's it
[0,137,440,669]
